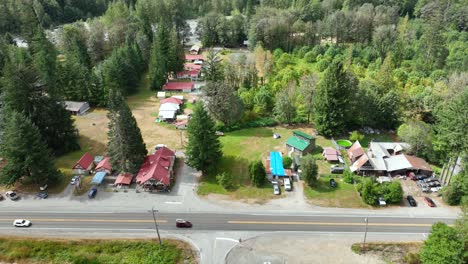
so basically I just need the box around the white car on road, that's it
[13,219,31,227]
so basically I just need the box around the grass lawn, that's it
[303,174,369,208]
[0,237,196,264]
[197,126,315,202]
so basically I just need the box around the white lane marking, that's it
[216,237,240,243]
[165,201,182,204]
[248,213,456,219]
[0,227,154,231]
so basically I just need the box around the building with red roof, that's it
[114,173,133,186]
[185,54,204,62]
[162,82,194,92]
[176,69,200,80]
[136,147,176,191]
[161,97,183,105]
[95,156,112,174]
[322,147,342,163]
[347,140,365,163]
[184,63,202,71]
[72,153,94,174]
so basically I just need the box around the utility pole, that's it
[151,207,162,246]
[363,217,368,252]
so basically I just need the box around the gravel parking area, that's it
[399,178,447,208]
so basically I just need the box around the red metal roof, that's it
[323,147,341,161]
[347,141,364,161]
[175,119,188,126]
[176,69,200,78]
[115,173,133,185]
[163,82,194,91]
[184,63,202,70]
[185,54,204,61]
[161,97,183,105]
[405,155,433,172]
[136,147,175,186]
[95,156,112,172]
[72,153,94,170]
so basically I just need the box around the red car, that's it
[176,219,192,228]
[423,197,436,207]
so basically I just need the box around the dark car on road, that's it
[423,197,436,207]
[329,179,337,188]
[176,219,192,228]
[407,195,417,207]
[88,187,98,199]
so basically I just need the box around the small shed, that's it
[64,101,90,115]
[190,45,201,54]
[157,92,166,99]
[91,171,107,185]
[72,153,94,174]
[95,156,112,174]
[322,147,343,163]
[114,173,133,186]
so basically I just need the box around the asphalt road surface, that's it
[0,211,455,233]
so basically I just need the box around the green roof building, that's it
[286,131,315,156]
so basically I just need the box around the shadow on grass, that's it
[224,127,274,138]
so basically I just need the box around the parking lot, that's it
[400,177,446,208]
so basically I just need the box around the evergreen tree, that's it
[202,49,224,82]
[149,20,170,90]
[56,54,93,101]
[60,24,92,69]
[313,60,357,137]
[0,111,60,185]
[167,26,184,75]
[30,26,58,96]
[107,89,147,174]
[301,154,318,187]
[203,81,244,126]
[186,103,222,175]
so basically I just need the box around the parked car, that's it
[423,178,438,183]
[5,191,19,200]
[284,178,292,191]
[88,187,98,199]
[407,172,416,180]
[13,219,31,227]
[430,187,442,192]
[176,219,192,228]
[70,175,80,185]
[378,197,387,206]
[423,197,436,207]
[407,195,417,207]
[330,165,345,174]
[36,192,48,199]
[329,179,337,188]
[415,175,428,181]
[273,184,281,195]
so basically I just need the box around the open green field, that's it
[303,174,369,208]
[0,237,196,264]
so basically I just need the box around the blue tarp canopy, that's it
[270,152,286,177]
[91,171,107,184]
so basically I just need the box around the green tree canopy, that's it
[249,160,266,187]
[420,222,464,264]
[301,155,318,187]
[0,111,60,185]
[186,103,222,175]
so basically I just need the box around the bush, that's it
[216,172,233,190]
[403,252,421,264]
[283,157,293,169]
[349,130,364,142]
[419,223,464,264]
[301,155,318,187]
[383,181,403,204]
[343,170,354,184]
[442,173,466,205]
[304,51,317,63]
[249,160,266,187]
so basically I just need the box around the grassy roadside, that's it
[303,174,369,208]
[0,237,197,264]
[351,242,422,264]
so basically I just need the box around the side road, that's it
[0,154,461,219]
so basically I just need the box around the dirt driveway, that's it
[400,178,448,208]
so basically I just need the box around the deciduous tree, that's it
[420,222,464,264]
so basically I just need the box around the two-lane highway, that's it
[0,211,455,233]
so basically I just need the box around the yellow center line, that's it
[227,221,434,227]
[0,218,167,223]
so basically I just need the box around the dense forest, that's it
[0,0,466,202]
